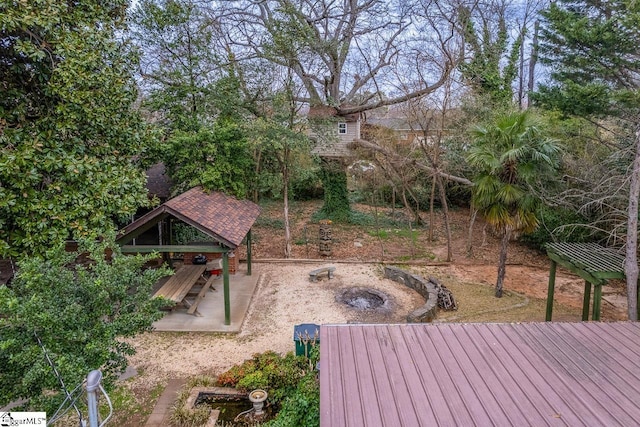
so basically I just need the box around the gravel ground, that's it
[127,262,425,380]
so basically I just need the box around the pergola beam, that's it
[121,244,229,254]
[546,243,625,322]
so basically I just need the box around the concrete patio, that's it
[152,263,263,333]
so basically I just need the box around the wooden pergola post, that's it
[545,260,557,321]
[582,281,592,321]
[545,243,626,322]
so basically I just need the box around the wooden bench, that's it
[154,265,208,315]
[309,266,336,282]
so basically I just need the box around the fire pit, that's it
[336,287,392,311]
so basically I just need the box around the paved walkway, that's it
[144,379,187,427]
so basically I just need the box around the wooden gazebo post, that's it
[222,251,231,325]
[246,229,253,276]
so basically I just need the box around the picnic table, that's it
[153,265,216,315]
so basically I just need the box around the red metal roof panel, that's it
[320,322,640,427]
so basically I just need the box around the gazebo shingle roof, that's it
[118,187,261,249]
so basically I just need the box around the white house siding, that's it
[310,119,360,158]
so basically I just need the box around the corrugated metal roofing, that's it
[320,322,640,426]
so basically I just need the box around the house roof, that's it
[145,162,172,200]
[320,322,640,427]
[117,187,261,249]
[365,117,416,131]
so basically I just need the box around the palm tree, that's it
[467,110,559,297]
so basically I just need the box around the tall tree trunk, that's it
[435,176,452,262]
[517,25,526,110]
[429,177,436,241]
[527,20,539,106]
[624,124,640,320]
[399,185,423,225]
[496,229,511,298]
[319,158,350,221]
[467,208,478,258]
[282,152,292,258]
[253,149,262,203]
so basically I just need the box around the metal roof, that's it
[320,322,640,426]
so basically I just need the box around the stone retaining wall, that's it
[384,266,438,323]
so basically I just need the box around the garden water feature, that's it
[187,387,273,425]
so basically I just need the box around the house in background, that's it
[363,117,429,148]
[145,162,173,203]
[125,162,174,246]
[308,105,361,158]
[361,104,462,150]
[363,114,451,150]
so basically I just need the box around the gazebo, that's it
[116,187,261,325]
[545,242,633,321]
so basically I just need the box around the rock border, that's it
[384,266,438,322]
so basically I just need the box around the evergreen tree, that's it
[536,1,640,116]
[0,237,168,413]
[535,0,640,319]
[0,0,152,257]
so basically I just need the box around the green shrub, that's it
[215,350,320,426]
[290,167,323,201]
[265,372,319,427]
[215,351,306,406]
[521,205,596,251]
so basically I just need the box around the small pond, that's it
[196,391,273,424]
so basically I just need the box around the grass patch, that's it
[94,380,165,427]
[368,229,420,240]
[438,282,581,323]
[254,216,285,230]
[416,268,582,323]
[170,376,219,427]
[397,252,436,262]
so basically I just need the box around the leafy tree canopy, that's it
[162,117,254,198]
[458,1,523,107]
[0,237,169,412]
[534,0,640,117]
[0,0,153,258]
[468,110,560,233]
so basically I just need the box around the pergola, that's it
[116,187,261,325]
[545,242,631,321]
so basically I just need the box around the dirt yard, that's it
[2,200,627,425]
[114,200,628,425]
